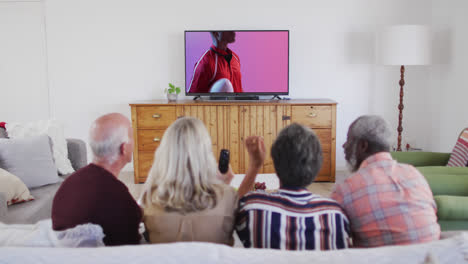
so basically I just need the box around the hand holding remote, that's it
[217,165,234,185]
[217,149,233,184]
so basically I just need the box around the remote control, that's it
[218,149,230,174]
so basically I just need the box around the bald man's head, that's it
[89,113,133,164]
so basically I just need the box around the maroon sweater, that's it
[52,164,142,246]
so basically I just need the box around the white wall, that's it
[1,0,435,171]
[0,0,49,122]
[423,0,468,152]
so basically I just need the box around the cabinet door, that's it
[138,151,154,183]
[291,105,334,181]
[262,105,279,173]
[176,105,240,173]
[239,105,291,174]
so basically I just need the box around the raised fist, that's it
[245,136,266,168]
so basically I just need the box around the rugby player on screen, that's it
[188,31,243,93]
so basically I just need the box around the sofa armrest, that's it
[67,138,87,171]
[0,127,7,138]
[0,192,7,219]
[391,151,451,167]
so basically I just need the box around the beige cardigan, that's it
[143,185,238,246]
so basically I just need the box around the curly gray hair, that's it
[271,123,323,188]
[349,115,392,152]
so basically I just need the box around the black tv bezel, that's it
[184,30,290,97]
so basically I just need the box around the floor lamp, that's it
[379,25,431,151]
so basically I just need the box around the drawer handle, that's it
[153,138,161,142]
[152,114,161,118]
[308,113,317,118]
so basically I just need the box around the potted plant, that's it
[164,83,181,101]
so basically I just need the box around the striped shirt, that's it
[235,188,351,250]
[331,152,441,247]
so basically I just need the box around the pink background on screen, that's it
[185,31,289,93]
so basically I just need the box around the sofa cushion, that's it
[0,134,62,189]
[434,195,468,221]
[2,176,68,224]
[416,167,468,196]
[0,168,34,205]
[417,166,468,175]
[438,220,468,231]
[391,152,451,167]
[447,128,468,167]
[6,120,75,175]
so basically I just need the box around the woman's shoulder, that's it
[214,184,238,204]
[142,200,165,216]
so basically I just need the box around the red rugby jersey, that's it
[188,45,243,93]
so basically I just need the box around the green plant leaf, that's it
[175,87,181,94]
[168,87,175,93]
[169,83,175,89]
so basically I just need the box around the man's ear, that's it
[357,139,369,155]
[119,143,126,156]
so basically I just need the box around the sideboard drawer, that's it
[292,106,332,128]
[138,130,165,151]
[137,106,176,129]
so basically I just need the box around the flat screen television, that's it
[185,30,289,98]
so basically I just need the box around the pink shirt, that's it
[331,152,440,247]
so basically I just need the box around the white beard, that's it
[345,143,359,173]
[345,161,355,173]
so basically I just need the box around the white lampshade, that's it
[378,25,431,65]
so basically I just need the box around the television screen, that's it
[185,30,289,96]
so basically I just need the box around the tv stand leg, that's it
[193,96,201,101]
[272,95,282,100]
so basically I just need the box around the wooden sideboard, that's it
[130,99,337,184]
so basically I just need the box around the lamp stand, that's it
[397,65,405,151]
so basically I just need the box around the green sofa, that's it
[391,151,468,231]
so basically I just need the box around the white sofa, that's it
[0,230,467,264]
[0,214,467,263]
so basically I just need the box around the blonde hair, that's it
[140,117,220,213]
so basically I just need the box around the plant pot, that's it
[167,93,178,102]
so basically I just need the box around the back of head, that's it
[271,123,323,188]
[141,117,218,213]
[350,115,392,154]
[89,113,130,164]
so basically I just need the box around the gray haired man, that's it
[52,113,142,246]
[331,115,440,247]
